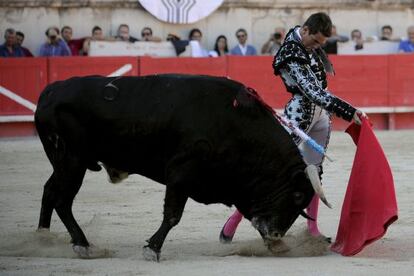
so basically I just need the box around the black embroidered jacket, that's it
[273,26,356,121]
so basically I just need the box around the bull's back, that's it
[36,74,265,144]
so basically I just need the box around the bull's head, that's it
[249,164,331,245]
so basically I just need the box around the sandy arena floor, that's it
[0,130,413,275]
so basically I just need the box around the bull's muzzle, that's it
[266,232,283,241]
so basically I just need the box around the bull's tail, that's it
[35,83,101,172]
[35,84,64,170]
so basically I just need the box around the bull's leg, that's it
[143,185,188,262]
[38,172,57,231]
[52,166,95,257]
[39,144,93,257]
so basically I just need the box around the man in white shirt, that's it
[230,28,257,56]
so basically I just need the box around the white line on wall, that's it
[107,64,133,77]
[0,63,133,123]
[0,86,37,112]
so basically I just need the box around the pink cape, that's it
[330,118,398,256]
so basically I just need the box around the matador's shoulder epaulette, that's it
[273,40,310,76]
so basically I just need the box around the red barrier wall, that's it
[226,56,290,108]
[48,56,139,82]
[1,55,414,137]
[388,55,414,106]
[329,55,390,107]
[387,55,414,129]
[0,58,48,136]
[0,57,48,115]
[0,122,36,137]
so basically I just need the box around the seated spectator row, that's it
[1,23,413,58]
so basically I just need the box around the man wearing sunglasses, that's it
[230,28,257,56]
[220,12,367,244]
[140,27,161,42]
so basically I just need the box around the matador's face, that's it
[300,26,328,51]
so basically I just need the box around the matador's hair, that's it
[303,12,332,37]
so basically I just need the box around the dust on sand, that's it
[1,131,413,275]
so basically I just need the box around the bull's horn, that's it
[304,165,332,209]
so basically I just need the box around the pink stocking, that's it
[306,194,321,236]
[222,209,243,237]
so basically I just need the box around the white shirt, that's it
[295,27,302,40]
[238,44,248,55]
[190,40,209,57]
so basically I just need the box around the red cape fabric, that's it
[330,118,398,256]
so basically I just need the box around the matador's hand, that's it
[353,109,368,125]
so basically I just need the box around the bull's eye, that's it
[293,192,304,205]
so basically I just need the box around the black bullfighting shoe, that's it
[323,236,332,244]
[219,226,234,244]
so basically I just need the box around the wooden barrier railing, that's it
[1,55,413,136]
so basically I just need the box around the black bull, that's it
[35,74,318,260]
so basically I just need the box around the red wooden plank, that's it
[329,55,389,107]
[0,57,48,115]
[388,54,414,106]
[226,56,289,108]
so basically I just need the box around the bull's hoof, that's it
[73,245,103,259]
[73,245,90,258]
[219,227,234,244]
[36,227,50,233]
[143,245,160,262]
[310,233,332,244]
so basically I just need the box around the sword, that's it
[274,110,333,162]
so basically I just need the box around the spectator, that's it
[189,28,203,42]
[141,27,162,42]
[322,25,349,54]
[379,25,400,41]
[188,28,208,57]
[0,28,25,57]
[167,33,181,42]
[39,27,71,57]
[61,26,85,56]
[398,25,414,53]
[351,29,364,51]
[15,31,33,57]
[261,27,285,55]
[230,28,257,56]
[82,26,105,55]
[166,32,188,56]
[209,35,229,57]
[116,24,139,43]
